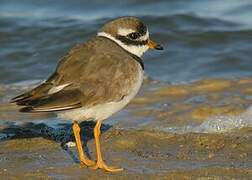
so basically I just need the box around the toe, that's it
[104,166,123,172]
[90,161,123,172]
[80,159,96,167]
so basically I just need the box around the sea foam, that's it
[159,106,252,134]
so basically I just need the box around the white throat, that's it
[97,32,149,57]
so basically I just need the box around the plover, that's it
[11,16,163,172]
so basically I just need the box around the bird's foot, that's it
[80,158,96,167]
[90,160,123,172]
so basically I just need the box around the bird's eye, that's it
[128,32,140,40]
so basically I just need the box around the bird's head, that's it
[97,16,163,57]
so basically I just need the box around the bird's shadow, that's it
[0,121,112,164]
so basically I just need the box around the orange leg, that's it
[91,120,123,172]
[72,122,95,167]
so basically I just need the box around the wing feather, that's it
[11,37,141,113]
[17,89,82,112]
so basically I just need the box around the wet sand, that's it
[0,129,251,179]
[0,78,252,179]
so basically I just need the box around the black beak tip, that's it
[155,44,163,50]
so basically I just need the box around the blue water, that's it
[0,0,252,134]
[1,0,252,84]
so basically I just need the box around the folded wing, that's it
[11,37,139,113]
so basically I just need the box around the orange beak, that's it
[148,39,163,50]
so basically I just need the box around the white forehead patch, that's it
[139,30,149,41]
[117,28,149,41]
[118,28,135,36]
[97,32,149,57]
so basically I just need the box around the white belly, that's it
[58,66,144,122]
